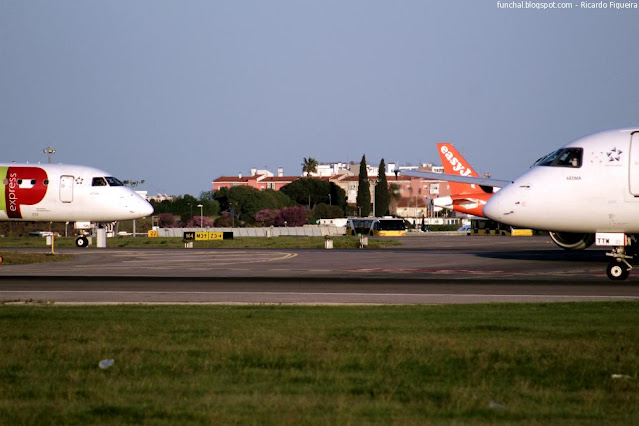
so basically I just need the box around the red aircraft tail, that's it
[436,143,483,195]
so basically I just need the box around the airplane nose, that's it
[483,184,522,226]
[140,199,154,217]
[482,196,500,220]
[483,190,509,221]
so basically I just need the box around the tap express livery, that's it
[1,163,153,246]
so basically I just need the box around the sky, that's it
[2,1,639,196]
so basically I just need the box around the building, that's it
[331,174,452,214]
[212,170,300,192]
[212,162,455,219]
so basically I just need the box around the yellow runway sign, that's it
[194,232,224,241]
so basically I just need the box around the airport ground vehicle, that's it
[346,217,407,237]
[456,224,471,235]
[346,218,375,236]
[370,218,407,237]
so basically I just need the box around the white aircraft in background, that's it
[404,128,639,280]
[1,163,154,247]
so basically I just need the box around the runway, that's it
[1,235,638,304]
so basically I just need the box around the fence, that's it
[155,226,346,238]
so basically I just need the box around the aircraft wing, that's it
[396,170,512,188]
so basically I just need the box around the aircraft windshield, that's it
[105,177,124,186]
[92,177,107,186]
[92,177,125,187]
[534,148,583,168]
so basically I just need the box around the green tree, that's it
[199,190,214,201]
[375,158,391,217]
[149,193,219,225]
[213,186,294,224]
[309,203,344,222]
[302,157,319,176]
[389,183,402,215]
[356,155,371,217]
[280,178,346,210]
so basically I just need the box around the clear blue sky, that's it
[2,1,638,196]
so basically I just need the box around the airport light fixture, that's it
[123,179,145,188]
[43,146,56,163]
[197,204,203,228]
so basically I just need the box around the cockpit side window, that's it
[92,177,108,186]
[534,148,583,168]
[105,177,124,186]
[555,148,582,168]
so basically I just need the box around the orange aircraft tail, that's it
[436,143,483,195]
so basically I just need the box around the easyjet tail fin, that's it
[436,143,483,195]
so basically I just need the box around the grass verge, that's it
[1,303,638,424]
[0,251,73,265]
[0,236,400,249]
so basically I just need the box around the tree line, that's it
[151,155,392,228]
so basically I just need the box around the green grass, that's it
[1,303,639,424]
[0,251,73,265]
[0,236,401,249]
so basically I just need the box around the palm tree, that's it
[302,157,319,176]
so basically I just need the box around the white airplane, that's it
[1,163,154,247]
[430,143,595,251]
[404,128,639,280]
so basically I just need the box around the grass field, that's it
[1,303,639,424]
[0,236,400,250]
[0,251,73,265]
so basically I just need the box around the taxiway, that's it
[1,235,638,304]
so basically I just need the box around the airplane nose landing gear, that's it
[606,257,631,281]
[598,233,636,281]
[75,235,89,248]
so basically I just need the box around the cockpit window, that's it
[105,177,124,186]
[92,177,125,187]
[92,177,108,186]
[534,148,582,168]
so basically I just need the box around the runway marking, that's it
[69,251,298,270]
[347,268,605,277]
[349,268,510,274]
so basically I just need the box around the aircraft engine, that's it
[548,232,595,251]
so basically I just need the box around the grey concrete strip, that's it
[1,236,637,304]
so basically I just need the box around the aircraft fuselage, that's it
[0,163,153,223]
[484,128,639,233]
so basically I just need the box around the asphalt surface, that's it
[1,235,639,304]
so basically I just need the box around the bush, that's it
[309,203,344,222]
[254,206,308,227]
[255,209,280,226]
[275,206,307,227]
[158,213,178,228]
[214,212,235,227]
[185,216,215,228]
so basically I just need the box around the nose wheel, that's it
[606,259,630,281]
[75,236,89,248]
[605,245,633,281]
